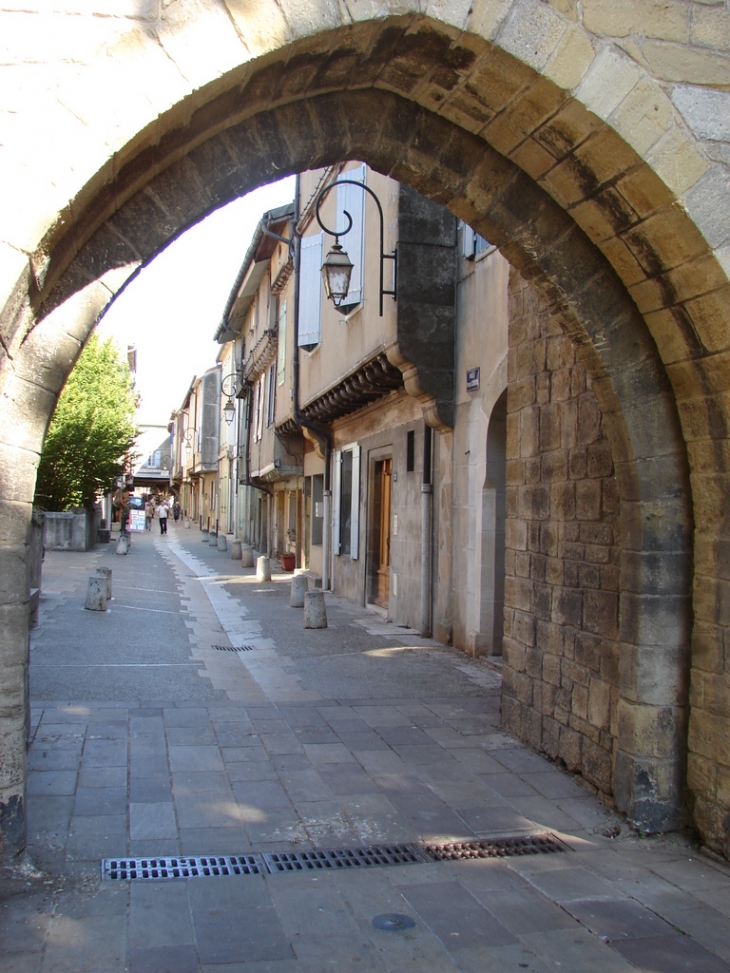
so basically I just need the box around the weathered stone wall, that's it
[502,269,621,797]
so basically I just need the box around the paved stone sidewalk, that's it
[2,527,729,972]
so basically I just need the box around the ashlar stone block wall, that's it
[502,268,621,797]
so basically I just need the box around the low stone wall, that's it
[43,509,97,552]
[502,270,621,798]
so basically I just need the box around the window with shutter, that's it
[266,365,276,426]
[277,300,287,386]
[336,164,366,310]
[298,233,323,349]
[333,443,360,559]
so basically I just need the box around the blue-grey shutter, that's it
[462,222,476,258]
[337,164,366,306]
[298,232,323,347]
[350,445,360,560]
[332,449,342,556]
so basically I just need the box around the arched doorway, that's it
[1,12,727,858]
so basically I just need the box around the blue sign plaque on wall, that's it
[466,367,480,392]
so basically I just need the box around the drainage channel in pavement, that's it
[102,834,566,881]
[211,644,256,652]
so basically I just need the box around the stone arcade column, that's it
[0,492,32,858]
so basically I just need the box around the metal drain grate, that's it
[423,834,564,861]
[102,855,264,881]
[211,644,255,652]
[101,835,564,881]
[263,844,426,873]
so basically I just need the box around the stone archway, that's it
[1,7,729,859]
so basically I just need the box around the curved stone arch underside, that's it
[2,16,729,853]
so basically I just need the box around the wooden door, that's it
[375,459,392,608]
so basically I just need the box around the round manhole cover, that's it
[372,913,415,932]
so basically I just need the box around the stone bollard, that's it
[241,545,254,568]
[231,539,242,560]
[201,529,209,543]
[115,534,129,555]
[217,534,228,552]
[290,574,309,608]
[185,518,191,529]
[256,555,271,582]
[95,567,112,601]
[84,576,107,611]
[303,589,327,629]
[209,532,218,547]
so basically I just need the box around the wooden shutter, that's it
[336,164,366,306]
[298,232,323,347]
[332,449,342,556]
[350,444,360,560]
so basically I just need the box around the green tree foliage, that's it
[34,334,138,510]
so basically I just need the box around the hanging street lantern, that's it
[223,397,235,425]
[321,241,354,308]
[314,177,396,317]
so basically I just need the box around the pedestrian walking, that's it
[145,499,155,531]
[157,500,169,535]
[173,500,181,523]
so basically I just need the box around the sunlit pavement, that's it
[2,526,729,972]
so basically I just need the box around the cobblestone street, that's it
[2,526,729,972]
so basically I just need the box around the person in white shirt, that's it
[157,501,169,535]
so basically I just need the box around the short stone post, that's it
[290,574,309,608]
[84,576,107,611]
[303,589,327,629]
[201,529,209,543]
[185,518,191,529]
[217,534,228,552]
[115,534,129,555]
[95,567,112,600]
[231,539,242,560]
[256,555,271,582]
[241,545,254,568]
[209,532,218,547]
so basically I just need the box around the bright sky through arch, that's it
[98,176,296,428]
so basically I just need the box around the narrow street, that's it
[2,525,729,972]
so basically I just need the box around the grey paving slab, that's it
[77,765,127,788]
[232,779,292,808]
[611,933,730,972]
[129,881,193,947]
[42,914,126,973]
[647,856,730,892]
[73,786,127,816]
[129,944,199,973]
[520,927,637,972]
[178,826,251,854]
[27,771,78,796]
[165,725,217,746]
[27,750,82,771]
[26,794,72,830]
[524,864,620,902]
[129,777,173,802]
[227,760,280,782]
[168,745,225,772]
[455,804,535,834]
[563,896,677,940]
[401,879,516,950]
[69,814,126,836]
[129,802,177,839]
[193,906,293,965]
[634,888,730,961]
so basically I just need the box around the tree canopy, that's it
[34,334,138,511]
